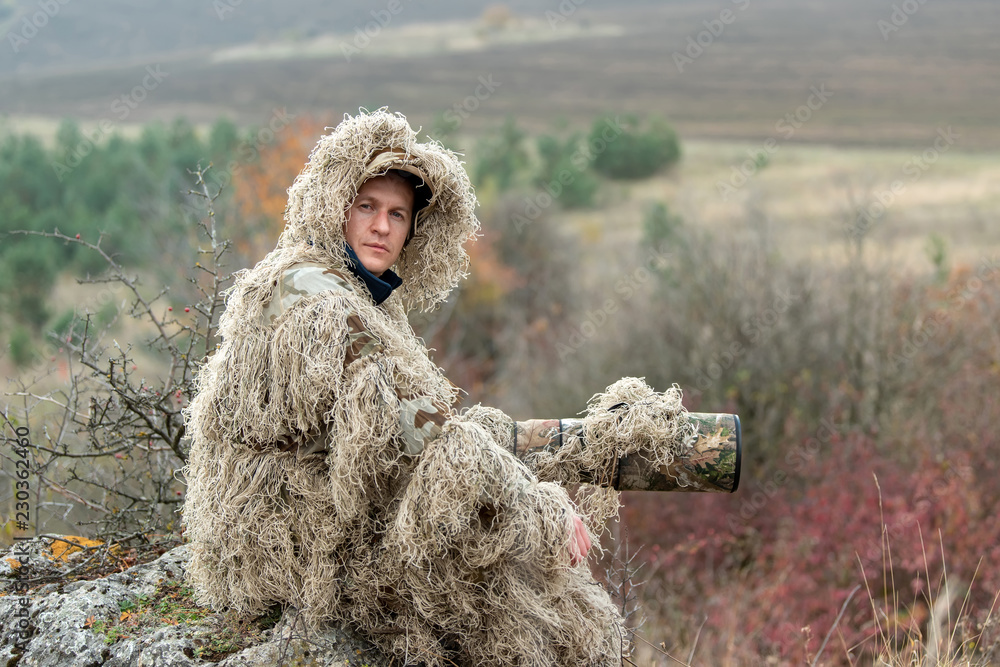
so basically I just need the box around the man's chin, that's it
[360,257,388,277]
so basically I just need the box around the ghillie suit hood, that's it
[281,108,478,312]
[182,109,627,666]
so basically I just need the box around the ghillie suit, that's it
[183,109,692,666]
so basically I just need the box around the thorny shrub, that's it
[2,166,230,557]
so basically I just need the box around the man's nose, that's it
[371,209,390,233]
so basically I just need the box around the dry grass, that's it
[549,139,1000,287]
[854,483,1000,667]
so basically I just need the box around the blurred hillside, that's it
[0,0,637,73]
[2,0,999,148]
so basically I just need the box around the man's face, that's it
[344,174,414,277]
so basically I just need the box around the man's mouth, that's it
[366,242,389,253]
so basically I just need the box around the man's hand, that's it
[567,514,592,566]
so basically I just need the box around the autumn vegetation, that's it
[2,113,998,666]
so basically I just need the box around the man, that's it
[183,109,626,666]
[344,168,593,565]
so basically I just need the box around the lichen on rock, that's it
[0,537,392,666]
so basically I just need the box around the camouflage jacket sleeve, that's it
[265,262,452,458]
[340,311,451,456]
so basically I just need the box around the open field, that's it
[583,140,999,259]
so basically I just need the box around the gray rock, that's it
[0,538,392,666]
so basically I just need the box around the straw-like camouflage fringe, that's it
[184,296,626,664]
[392,417,625,665]
[522,377,697,529]
[182,109,627,666]
[459,404,517,454]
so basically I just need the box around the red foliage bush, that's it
[619,263,1000,665]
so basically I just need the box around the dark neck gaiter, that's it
[343,243,402,305]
